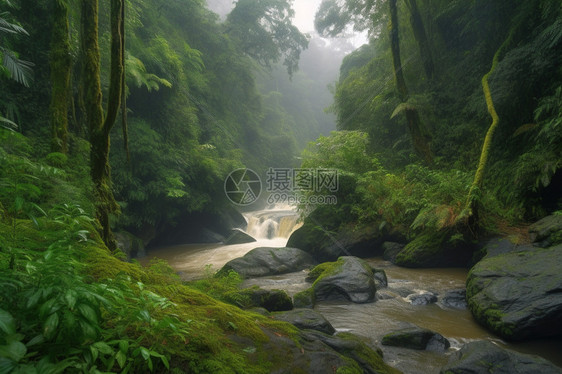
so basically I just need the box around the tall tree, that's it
[404,0,434,80]
[81,0,124,248]
[388,0,432,163]
[226,0,308,76]
[49,0,71,153]
[316,0,433,163]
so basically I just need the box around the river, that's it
[140,206,562,373]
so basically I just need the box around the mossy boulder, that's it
[440,340,562,374]
[239,287,293,312]
[114,230,145,259]
[381,324,450,352]
[218,246,317,278]
[394,231,473,268]
[466,244,562,340]
[293,287,315,308]
[273,308,336,335]
[310,256,377,304]
[529,214,562,248]
[299,330,402,374]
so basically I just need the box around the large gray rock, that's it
[381,325,450,352]
[223,228,256,245]
[312,256,377,303]
[529,214,562,247]
[440,340,562,374]
[218,247,316,278]
[466,244,562,340]
[273,309,335,335]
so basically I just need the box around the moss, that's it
[336,333,402,374]
[293,287,315,308]
[394,230,450,267]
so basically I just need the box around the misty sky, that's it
[293,0,368,47]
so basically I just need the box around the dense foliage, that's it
[299,0,562,239]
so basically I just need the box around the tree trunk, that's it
[388,0,433,164]
[49,0,71,153]
[81,0,124,249]
[405,0,434,80]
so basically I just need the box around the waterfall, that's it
[243,205,302,240]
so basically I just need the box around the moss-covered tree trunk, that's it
[49,0,71,153]
[389,0,433,164]
[464,31,516,228]
[405,0,434,80]
[81,0,124,249]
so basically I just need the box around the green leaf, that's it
[0,341,27,362]
[139,347,150,361]
[78,304,98,324]
[118,340,129,354]
[92,342,113,355]
[64,289,78,309]
[0,309,16,335]
[90,346,99,362]
[43,313,59,339]
[115,351,127,368]
[25,335,44,347]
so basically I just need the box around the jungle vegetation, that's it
[0,0,561,372]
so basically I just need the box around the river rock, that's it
[240,287,293,312]
[440,340,562,374]
[440,289,467,309]
[249,328,398,374]
[299,330,392,374]
[218,247,317,278]
[406,291,438,306]
[293,287,315,308]
[312,256,377,303]
[381,325,450,352]
[529,214,562,247]
[223,228,256,245]
[393,231,474,268]
[273,309,335,335]
[373,268,388,288]
[382,241,405,262]
[466,244,562,340]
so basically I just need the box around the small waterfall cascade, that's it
[243,205,302,240]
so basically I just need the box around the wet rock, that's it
[300,330,393,374]
[440,340,562,374]
[406,291,438,305]
[240,287,293,312]
[466,244,562,340]
[441,289,467,309]
[293,287,315,308]
[218,247,317,278]
[382,241,405,262]
[471,237,533,266]
[373,268,388,288]
[312,256,377,303]
[393,231,474,268]
[529,214,562,248]
[381,325,450,352]
[223,228,256,245]
[115,230,145,259]
[273,309,335,335]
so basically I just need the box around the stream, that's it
[141,206,562,373]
